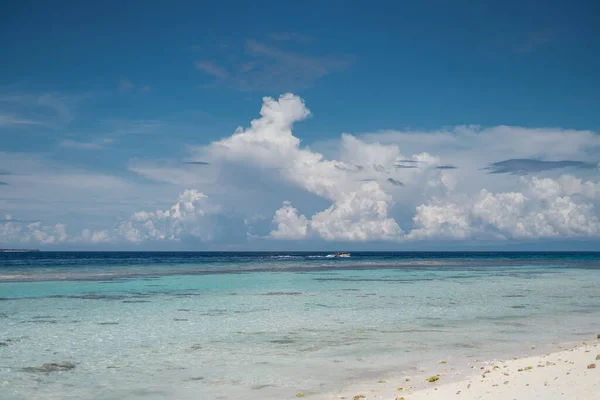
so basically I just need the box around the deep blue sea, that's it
[1,252,599,399]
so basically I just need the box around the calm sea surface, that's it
[1,252,599,399]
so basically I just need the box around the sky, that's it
[1,0,600,250]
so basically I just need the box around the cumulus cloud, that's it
[208,93,411,241]
[79,229,111,243]
[204,95,600,243]
[409,175,600,240]
[310,181,402,241]
[7,93,600,247]
[117,189,214,242]
[1,189,214,246]
[0,219,109,245]
[268,201,308,240]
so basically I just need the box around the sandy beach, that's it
[327,339,600,400]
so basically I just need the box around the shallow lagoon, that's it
[1,252,599,399]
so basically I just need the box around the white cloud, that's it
[0,220,110,245]
[409,175,600,240]
[117,189,214,242]
[80,229,111,243]
[191,94,600,243]
[310,181,402,241]
[269,201,308,240]
[5,93,600,247]
[208,93,407,241]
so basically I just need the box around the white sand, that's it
[322,341,600,400]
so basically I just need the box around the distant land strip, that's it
[0,249,40,253]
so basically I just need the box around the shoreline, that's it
[322,338,600,400]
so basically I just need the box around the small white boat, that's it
[333,252,351,258]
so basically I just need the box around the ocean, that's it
[1,252,599,399]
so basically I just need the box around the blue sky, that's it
[1,1,600,249]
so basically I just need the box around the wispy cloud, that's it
[119,79,152,94]
[0,114,43,127]
[0,92,77,128]
[483,159,598,175]
[60,138,114,150]
[194,37,354,91]
[195,61,229,79]
[129,158,216,185]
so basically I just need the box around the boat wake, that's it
[326,252,351,258]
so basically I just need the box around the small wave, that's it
[272,255,304,260]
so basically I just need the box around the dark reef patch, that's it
[252,384,272,389]
[313,278,419,283]
[21,319,58,324]
[262,292,302,296]
[270,338,295,344]
[58,294,129,301]
[22,362,76,373]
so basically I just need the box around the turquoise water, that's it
[1,252,599,399]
